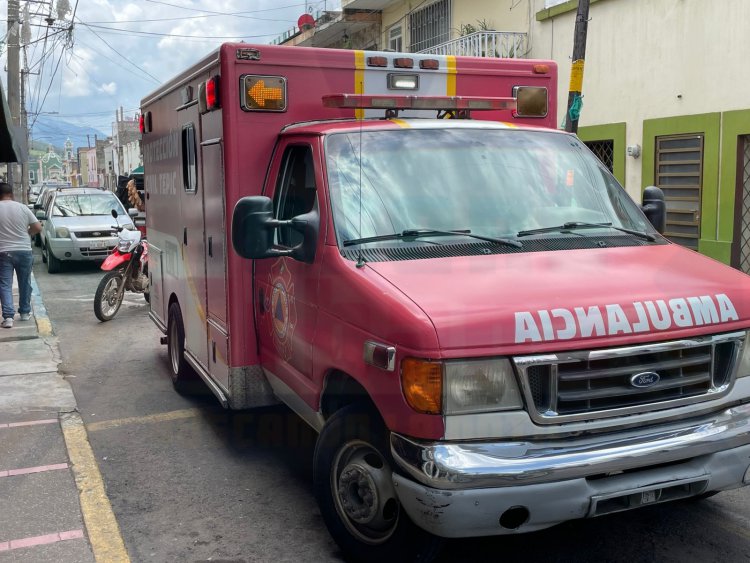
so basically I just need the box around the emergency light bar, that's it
[323,94,517,112]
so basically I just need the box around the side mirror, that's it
[232,196,277,259]
[641,186,666,234]
[35,210,47,220]
[231,196,320,263]
[111,209,119,219]
[128,208,139,217]
[289,204,320,264]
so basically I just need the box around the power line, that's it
[141,0,318,17]
[74,18,161,83]
[72,36,159,84]
[78,21,280,40]
[83,12,297,24]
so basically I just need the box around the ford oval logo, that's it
[92,231,101,237]
[630,371,661,388]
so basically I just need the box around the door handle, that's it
[208,236,213,257]
[183,227,187,245]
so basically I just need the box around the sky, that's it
[0,0,341,145]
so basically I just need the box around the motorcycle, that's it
[94,209,149,322]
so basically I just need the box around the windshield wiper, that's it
[344,228,522,248]
[517,221,656,242]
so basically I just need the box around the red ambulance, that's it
[141,44,750,561]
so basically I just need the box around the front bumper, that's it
[48,237,116,261]
[390,403,750,538]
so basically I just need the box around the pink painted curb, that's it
[0,529,84,551]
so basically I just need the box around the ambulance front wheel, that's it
[167,302,197,393]
[313,403,443,563]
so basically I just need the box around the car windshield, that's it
[52,194,124,217]
[324,128,654,246]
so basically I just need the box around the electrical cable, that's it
[142,0,315,17]
[72,36,160,84]
[74,18,161,83]
[78,21,280,40]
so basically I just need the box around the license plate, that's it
[89,240,108,249]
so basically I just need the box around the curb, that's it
[61,412,131,563]
[30,271,54,337]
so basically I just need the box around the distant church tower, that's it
[64,138,75,184]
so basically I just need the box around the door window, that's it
[273,145,317,248]
[182,124,197,192]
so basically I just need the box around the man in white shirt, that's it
[0,182,42,328]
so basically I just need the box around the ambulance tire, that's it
[313,403,443,563]
[167,302,199,394]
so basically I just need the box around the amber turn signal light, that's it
[401,358,442,414]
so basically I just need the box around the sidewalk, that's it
[0,273,124,561]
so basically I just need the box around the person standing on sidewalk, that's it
[0,182,42,328]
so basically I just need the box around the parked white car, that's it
[36,187,134,273]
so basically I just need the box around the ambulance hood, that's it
[366,244,750,354]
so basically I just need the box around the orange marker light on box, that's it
[241,75,287,112]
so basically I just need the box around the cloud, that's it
[97,82,117,95]
[12,0,340,137]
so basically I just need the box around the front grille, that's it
[515,332,743,423]
[80,246,115,257]
[75,231,113,239]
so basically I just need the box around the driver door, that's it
[254,140,325,407]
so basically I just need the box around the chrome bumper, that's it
[391,403,750,490]
[390,404,750,538]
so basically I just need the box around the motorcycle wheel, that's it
[94,270,125,322]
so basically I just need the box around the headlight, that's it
[55,227,70,238]
[117,240,131,252]
[401,357,523,415]
[444,359,523,414]
[736,333,750,378]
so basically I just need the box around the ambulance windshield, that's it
[325,128,656,248]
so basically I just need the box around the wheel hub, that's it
[337,462,379,524]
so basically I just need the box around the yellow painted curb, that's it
[61,412,130,563]
[36,317,53,337]
[86,408,203,433]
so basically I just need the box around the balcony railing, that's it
[417,31,528,59]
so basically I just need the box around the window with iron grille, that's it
[655,134,703,250]
[734,135,750,273]
[409,0,451,53]
[585,140,614,173]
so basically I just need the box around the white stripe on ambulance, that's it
[514,293,739,343]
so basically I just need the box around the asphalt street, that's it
[29,250,750,563]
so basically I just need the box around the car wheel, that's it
[46,243,62,274]
[313,403,443,563]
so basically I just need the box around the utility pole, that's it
[7,0,21,198]
[564,0,590,134]
[20,68,28,202]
